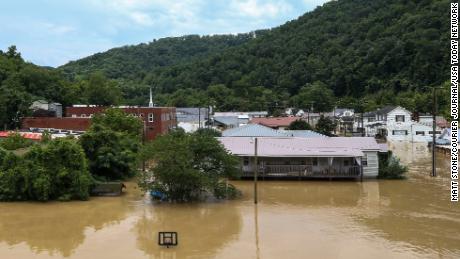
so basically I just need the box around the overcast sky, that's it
[0,0,330,67]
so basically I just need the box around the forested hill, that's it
[59,0,450,114]
[59,34,256,81]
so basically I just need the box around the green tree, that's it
[91,108,143,137]
[293,81,335,112]
[0,138,92,201]
[315,115,336,136]
[195,127,222,137]
[85,72,122,106]
[0,132,34,150]
[80,109,142,180]
[139,130,240,202]
[287,119,312,130]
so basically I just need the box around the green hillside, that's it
[0,0,450,130]
[59,0,451,114]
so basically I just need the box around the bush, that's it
[378,151,407,179]
[0,138,93,201]
[0,132,34,150]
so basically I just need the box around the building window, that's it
[140,113,144,117]
[243,157,249,166]
[395,115,405,122]
[428,131,442,134]
[148,113,154,122]
[415,131,425,135]
[71,114,77,118]
[312,158,318,166]
[368,117,375,122]
[81,114,86,118]
[392,130,408,135]
[362,156,368,166]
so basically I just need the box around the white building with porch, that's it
[218,137,387,179]
[361,106,441,142]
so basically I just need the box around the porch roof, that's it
[217,137,382,157]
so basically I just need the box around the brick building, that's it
[22,106,177,141]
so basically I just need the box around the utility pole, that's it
[432,88,437,177]
[198,107,201,130]
[254,137,258,204]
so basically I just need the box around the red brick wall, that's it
[22,106,177,141]
[21,117,91,131]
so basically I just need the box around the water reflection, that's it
[237,181,363,208]
[134,201,242,259]
[0,183,138,257]
[0,142,458,258]
[353,142,460,256]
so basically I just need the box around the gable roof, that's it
[376,105,397,115]
[222,124,286,137]
[250,117,300,128]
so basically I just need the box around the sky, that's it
[0,0,330,67]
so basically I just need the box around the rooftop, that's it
[250,117,300,128]
[218,137,386,157]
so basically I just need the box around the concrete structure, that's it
[219,137,387,179]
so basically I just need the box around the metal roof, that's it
[222,124,287,137]
[218,137,385,157]
[222,124,326,137]
[278,130,326,138]
[213,116,239,126]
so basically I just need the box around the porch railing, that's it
[242,165,361,178]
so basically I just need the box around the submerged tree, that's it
[0,138,92,201]
[139,130,240,202]
[80,109,142,181]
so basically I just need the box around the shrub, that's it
[0,138,93,201]
[378,151,407,179]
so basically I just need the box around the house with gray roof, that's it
[222,124,326,137]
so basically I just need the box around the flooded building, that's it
[362,106,442,142]
[218,137,387,179]
[21,106,176,141]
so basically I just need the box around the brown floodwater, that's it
[0,142,459,259]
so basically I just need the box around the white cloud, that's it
[129,11,155,26]
[42,23,75,35]
[230,0,292,18]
